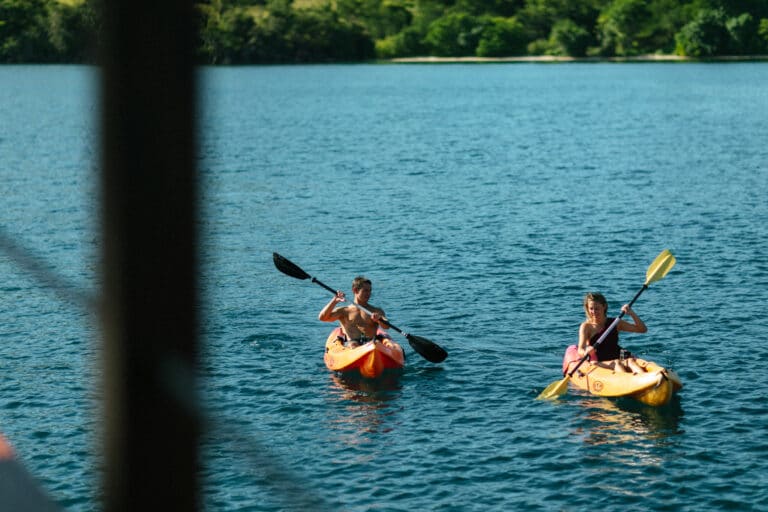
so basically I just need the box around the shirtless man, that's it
[318,276,388,345]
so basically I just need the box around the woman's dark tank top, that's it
[589,318,620,361]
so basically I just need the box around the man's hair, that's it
[352,276,371,291]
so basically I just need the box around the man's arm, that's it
[319,291,345,322]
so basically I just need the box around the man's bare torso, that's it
[337,304,385,340]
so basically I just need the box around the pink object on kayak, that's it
[562,344,596,375]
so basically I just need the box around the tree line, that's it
[2,0,767,64]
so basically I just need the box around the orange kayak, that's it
[562,345,683,407]
[324,328,405,378]
[0,432,60,509]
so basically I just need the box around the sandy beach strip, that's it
[386,54,768,63]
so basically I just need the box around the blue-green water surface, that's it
[1,63,767,511]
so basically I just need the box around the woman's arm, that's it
[577,322,592,356]
[618,305,647,333]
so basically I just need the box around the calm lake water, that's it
[1,63,767,511]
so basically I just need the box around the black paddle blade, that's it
[406,334,448,363]
[273,253,311,280]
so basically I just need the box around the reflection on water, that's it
[324,372,404,439]
[330,371,403,397]
[571,394,685,447]
[569,395,686,482]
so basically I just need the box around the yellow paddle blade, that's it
[537,376,570,400]
[645,249,676,285]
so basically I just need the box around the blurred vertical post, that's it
[98,0,199,510]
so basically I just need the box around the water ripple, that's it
[1,63,768,511]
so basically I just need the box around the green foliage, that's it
[760,18,768,46]
[716,0,768,19]
[1,0,96,63]
[286,5,375,62]
[336,0,412,39]
[526,37,553,55]
[47,0,97,61]
[196,4,259,64]
[675,8,731,56]
[726,12,763,53]
[641,0,689,53]
[411,0,455,32]
[549,18,592,56]
[1,0,54,62]
[597,0,652,56]
[517,0,601,42]
[197,1,374,63]
[2,0,768,63]
[423,12,483,56]
[453,0,525,17]
[674,9,768,56]
[476,16,527,56]
[375,26,427,57]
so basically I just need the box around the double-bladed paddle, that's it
[272,252,448,363]
[537,249,677,400]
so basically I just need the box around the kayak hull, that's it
[562,345,683,407]
[324,328,405,378]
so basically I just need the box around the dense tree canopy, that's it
[0,0,97,62]
[1,0,767,63]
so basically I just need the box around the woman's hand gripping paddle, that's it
[273,253,448,363]
[537,249,676,400]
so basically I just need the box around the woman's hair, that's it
[583,292,608,316]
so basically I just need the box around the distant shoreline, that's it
[386,54,768,63]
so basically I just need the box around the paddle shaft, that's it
[566,284,648,377]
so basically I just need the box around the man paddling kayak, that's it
[578,292,647,374]
[318,276,388,346]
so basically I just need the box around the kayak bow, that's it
[323,328,405,378]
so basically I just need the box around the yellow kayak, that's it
[324,328,405,378]
[562,345,683,407]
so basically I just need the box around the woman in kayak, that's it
[318,276,388,346]
[578,292,647,374]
